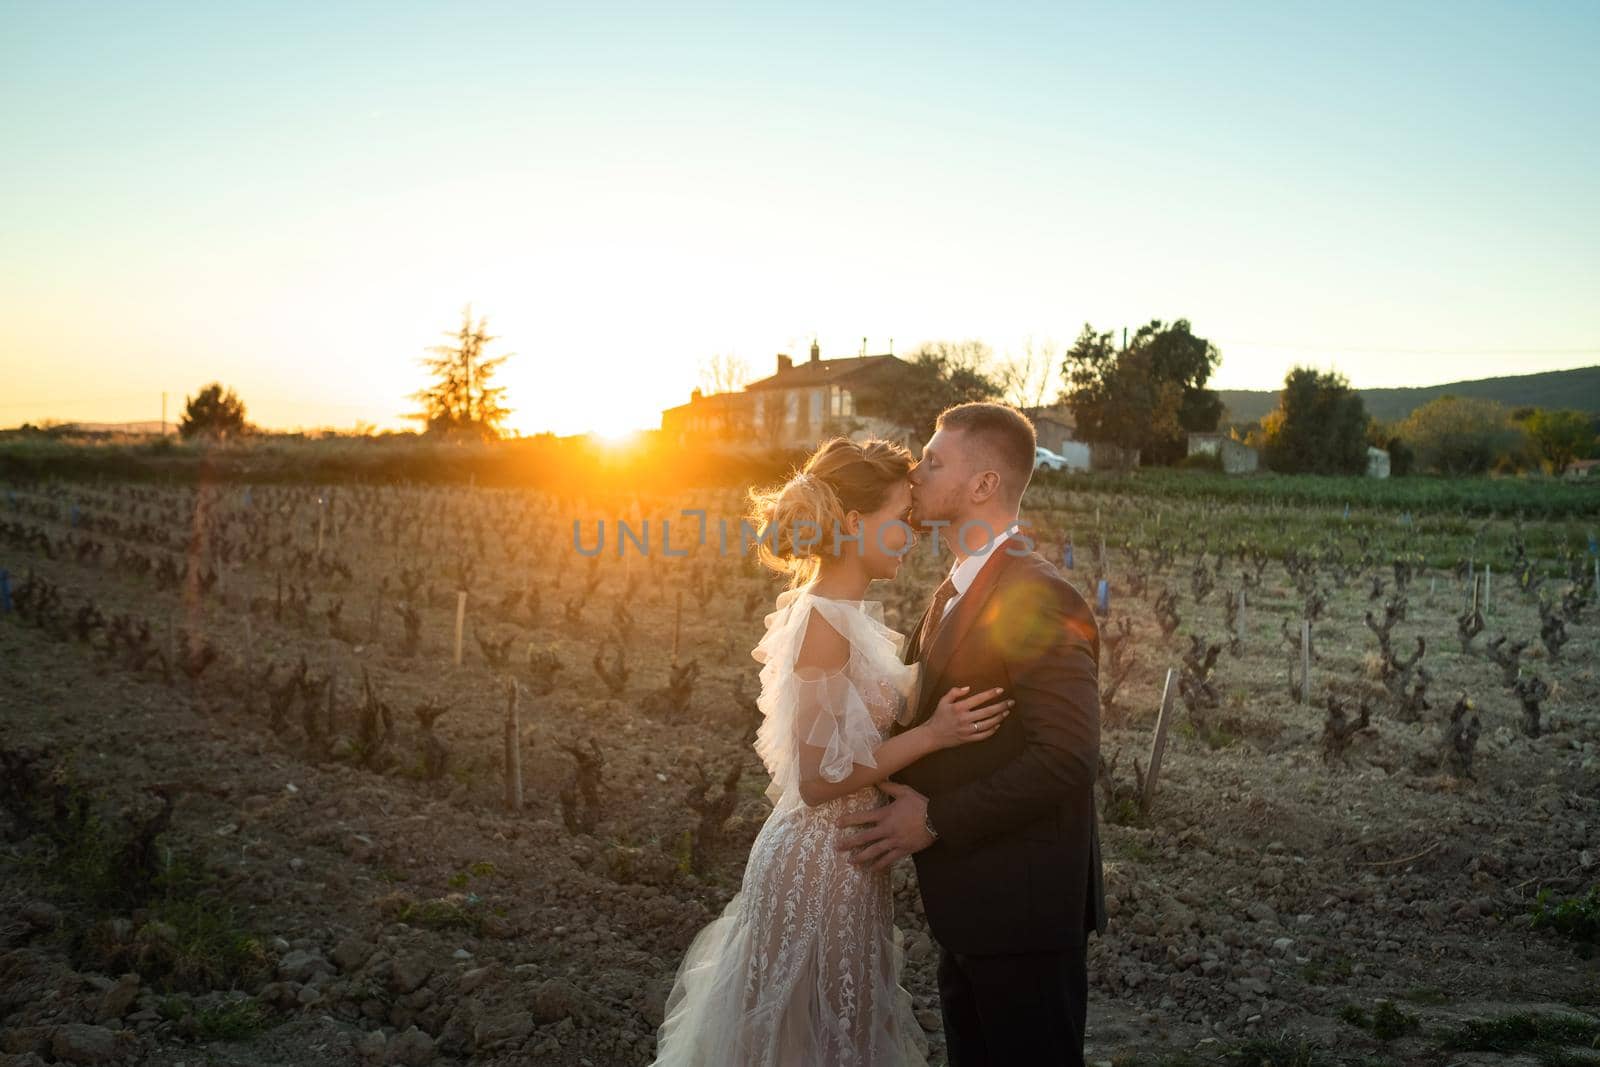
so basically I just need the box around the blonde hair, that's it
[747,437,915,587]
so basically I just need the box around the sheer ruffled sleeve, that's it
[750,590,913,806]
[791,663,883,791]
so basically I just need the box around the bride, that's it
[650,437,1014,1067]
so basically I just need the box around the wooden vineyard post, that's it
[504,678,523,812]
[1141,668,1178,815]
[1235,589,1246,646]
[316,496,326,555]
[1299,620,1312,703]
[453,591,467,666]
[672,590,683,667]
[1484,564,1492,616]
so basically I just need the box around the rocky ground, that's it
[2,482,1598,1065]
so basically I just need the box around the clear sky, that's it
[3,1,1597,436]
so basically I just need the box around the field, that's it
[2,464,1599,1066]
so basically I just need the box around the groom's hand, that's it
[834,782,935,872]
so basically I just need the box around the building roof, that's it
[743,354,902,391]
[660,390,745,418]
[1024,403,1077,430]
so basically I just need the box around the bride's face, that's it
[845,479,915,580]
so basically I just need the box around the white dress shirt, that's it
[938,521,1023,624]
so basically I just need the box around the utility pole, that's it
[161,392,167,436]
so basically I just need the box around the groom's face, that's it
[908,428,972,533]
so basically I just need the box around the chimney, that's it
[777,353,793,374]
[809,339,820,363]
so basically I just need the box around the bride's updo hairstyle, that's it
[747,436,915,588]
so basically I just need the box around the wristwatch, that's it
[922,807,939,842]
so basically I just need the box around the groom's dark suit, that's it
[892,543,1107,1066]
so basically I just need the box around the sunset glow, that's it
[2,4,1595,434]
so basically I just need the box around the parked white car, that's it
[1035,446,1071,472]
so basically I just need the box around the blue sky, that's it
[3,1,1597,434]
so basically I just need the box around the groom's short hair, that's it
[935,402,1036,503]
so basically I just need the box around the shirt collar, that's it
[946,521,1021,595]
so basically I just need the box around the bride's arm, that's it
[793,609,1010,808]
[797,699,940,807]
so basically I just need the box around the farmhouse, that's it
[660,342,920,449]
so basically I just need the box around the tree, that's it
[1060,325,1182,469]
[1261,367,1369,475]
[1520,408,1595,476]
[408,305,514,439]
[1059,319,1221,466]
[179,383,249,441]
[854,340,1002,441]
[1399,396,1522,476]
[698,353,750,396]
[1132,319,1223,464]
[995,335,1061,410]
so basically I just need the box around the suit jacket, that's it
[892,546,1109,954]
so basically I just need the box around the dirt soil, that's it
[1,481,1597,1066]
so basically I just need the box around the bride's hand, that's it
[924,685,1013,749]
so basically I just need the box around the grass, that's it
[1119,837,1159,864]
[446,860,498,889]
[1109,1035,1336,1067]
[1047,466,1600,520]
[5,757,270,994]
[139,896,271,992]
[193,997,273,1042]
[395,897,482,932]
[1298,954,1354,984]
[377,890,488,934]
[1438,1010,1600,1065]
[158,994,275,1043]
[1221,1035,1330,1067]
[1178,718,1241,751]
[1102,794,1150,828]
[1339,1000,1420,1041]
[1530,885,1600,953]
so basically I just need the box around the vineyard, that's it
[2,472,1599,1066]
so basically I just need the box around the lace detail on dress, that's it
[650,581,930,1067]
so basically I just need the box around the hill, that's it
[1217,365,1600,425]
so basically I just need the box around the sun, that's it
[593,425,641,447]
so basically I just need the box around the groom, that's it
[835,401,1107,1066]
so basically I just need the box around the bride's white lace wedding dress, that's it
[650,581,931,1067]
